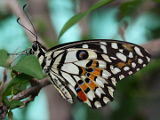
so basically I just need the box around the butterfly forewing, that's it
[31,39,151,109]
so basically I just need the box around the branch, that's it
[12,78,51,101]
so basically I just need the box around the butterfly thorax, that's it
[29,41,48,71]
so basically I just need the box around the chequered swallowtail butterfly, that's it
[28,39,151,108]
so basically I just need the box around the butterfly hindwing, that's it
[30,39,151,108]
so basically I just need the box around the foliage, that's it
[0,50,45,119]
[58,0,113,40]
[12,55,45,79]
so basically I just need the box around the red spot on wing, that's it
[77,91,87,102]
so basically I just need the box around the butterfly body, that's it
[29,39,151,108]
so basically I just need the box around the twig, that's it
[12,78,51,101]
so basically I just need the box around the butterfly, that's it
[27,39,151,108]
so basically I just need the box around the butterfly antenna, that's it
[17,4,38,41]
[17,18,37,39]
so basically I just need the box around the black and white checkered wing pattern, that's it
[31,39,151,108]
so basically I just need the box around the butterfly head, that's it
[28,41,46,56]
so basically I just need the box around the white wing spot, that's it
[102,70,111,78]
[108,87,114,97]
[94,101,102,108]
[136,68,140,71]
[124,66,130,71]
[138,58,143,64]
[98,60,107,68]
[100,45,107,53]
[95,78,105,88]
[119,75,125,80]
[102,54,112,62]
[111,66,121,74]
[143,64,146,67]
[146,56,150,62]
[82,44,89,48]
[132,62,136,68]
[87,90,95,101]
[103,97,109,104]
[116,52,127,62]
[134,46,143,57]
[128,71,133,75]
[95,88,105,97]
[110,56,117,60]
[119,49,123,53]
[111,77,117,86]
[111,43,118,49]
[128,52,133,58]
[96,76,108,85]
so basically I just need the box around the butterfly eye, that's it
[32,42,38,51]
[76,50,89,60]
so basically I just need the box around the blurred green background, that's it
[0,0,160,120]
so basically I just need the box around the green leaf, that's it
[58,13,86,40]
[87,0,112,13]
[3,74,31,96]
[8,100,24,109]
[12,55,45,79]
[58,0,113,39]
[0,49,10,67]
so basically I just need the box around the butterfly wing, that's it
[45,39,151,108]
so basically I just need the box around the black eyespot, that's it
[84,87,90,93]
[86,73,90,77]
[78,80,84,85]
[32,42,38,51]
[76,50,89,60]
[86,60,93,67]
[86,68,94,72]
[85,78,90,83]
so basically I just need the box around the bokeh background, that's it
[0,0,160,120]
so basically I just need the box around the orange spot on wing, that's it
[117,62,126,68]
[81,67,87,75]
[88,80,97,90]
[122,43,134,51]
[80,83,88,91]
[77,91,87,102]
[89,74,96,80]
[92,60,98,67]
[127,59,132,65]
[93,68,102,76]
